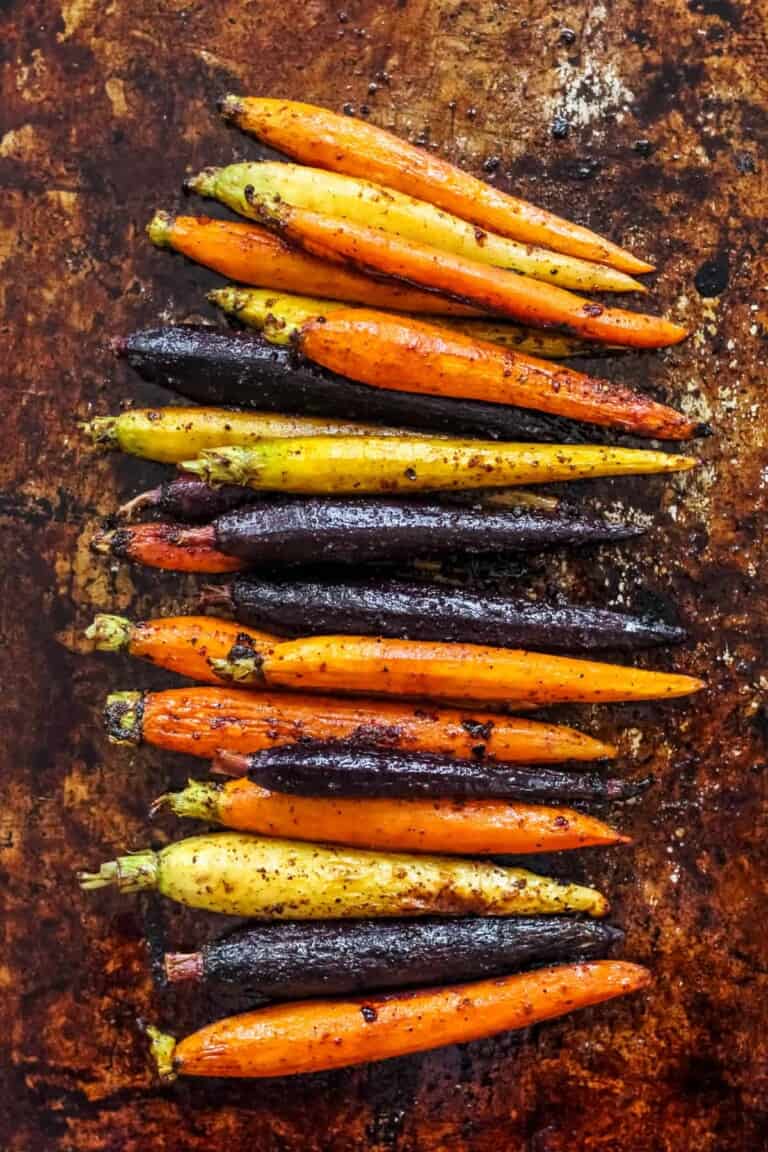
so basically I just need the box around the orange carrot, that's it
[147,960,651,1079]
[85,615,277,684]
[296,311,700,439]
[104,686,617,763]
[160,777,630,855]
[90,524,245,574]
[147,212,481,316]
[219,96,652,274]
[90,615,704,706]
[249,197,683,348]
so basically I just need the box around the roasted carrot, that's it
[93,500,645,573]
[245,195,684,348]
[147,211,481,315]
[120,475,556,523]
[103,687,617,763]
[85,614,276,685]
[157,778,629,854]
[211,294,702,439]
[215,745,648,802]
[181,435,695,494]
[146,960,649,1079]
[205,285,601,359]
[162,918,625,1003]
[91,523,246,574]
[92,614,704,707]
[116,325,622,443]
[206,576,687,651]
[83,406,411,464]
[79,831,608,918]
[219,96,652,273]
[187,164,645,293]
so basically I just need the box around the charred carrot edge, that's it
[90,614,704,706]
[146,959,650,1079]
[294,311,703,440]
[218,96,653,274]
[104,687,618,763]
[147,211,482,316]
[246,195,684,349]
[85,615,277,685]
[158,777,629,854]
[91,524,245,574]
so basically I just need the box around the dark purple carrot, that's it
[115,325,620,444]
[203,576,685,652]
[162,916,624,1005]
[214,743,651,802]
[97,499,645,571]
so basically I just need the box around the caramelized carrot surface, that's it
[148,212,480,315]
[165,776,629,854]
[299,311,701,439]
[151,960,651,1079]
[111,685,617,763]
[91,615,704,707]
[219,96,653,273]
[250,198,684,348]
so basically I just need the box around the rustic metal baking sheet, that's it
[1,1,767,1147]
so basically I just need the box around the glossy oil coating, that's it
[221,575,687,650]
[213,498,645,566]
[119,325,618,443]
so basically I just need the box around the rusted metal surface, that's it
[1,0,767,1147]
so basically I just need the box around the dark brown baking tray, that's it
[2,0,766,1147]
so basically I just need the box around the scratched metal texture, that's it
[1,0,768,1148]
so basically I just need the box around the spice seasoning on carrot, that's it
[103,686,617,763]
[243,195,683,347]
[210,292,702,439]
[162,917,626,1003]
[218,96,653,273]
[93,499,646,572]
[88,614,704,706]
[145,959,650,1080]
[79,831,610,918]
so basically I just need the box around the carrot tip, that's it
[694,421,713,439]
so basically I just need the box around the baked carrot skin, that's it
[151,959,651,1079]
[251,634,704,707]
[298,312,702,440]
[161,777,629,854]
[89,615,704,706]
[91,524,245,573]
[251,198,684,348]
[219,96,652,274]
[104,687,618,763]
[147,212,480,316]
[85,615,277,685]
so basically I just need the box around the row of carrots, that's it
[76,96,703,1082]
